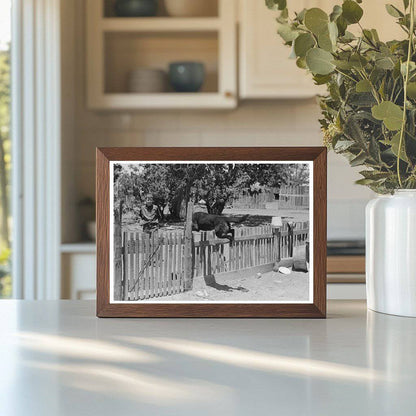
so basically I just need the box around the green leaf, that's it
[372,101,404,130]
[401,61,416,77]
[385,4,403,18]
[350,53,368,69]
[277,23,299,42]
[333,59,353,70]
[349,92,377,107]
[306,48,335,75]
[296,57,307,69]
[328,21,338,45]
[355,178,377,185]
[350,152,368,167]
[407,82,416,99]
[369,136,381,162]
[359,170,391,180]
[304,8,329,35]
[342,0,363,24]
[295,8,307,22]
[330,5,343,22]
[403,0,410,9]
[334,139,355,152]
[356,79,372,92]
[276,9,289,24]
[313,74,332,85]
[375,56,395,70]
[344,113,368,147]
[340,31,356,42]
[379,78,386,99]
[363,29,375,44]
[266,0,287,11]
[318,32,333,52]
[336,15,348,36]
[382,132,409,162]
[371,29,380,42]
[294,33,315,57]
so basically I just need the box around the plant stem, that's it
[397,0,415,188]
[358,69,380,104]
[334,68,357,83]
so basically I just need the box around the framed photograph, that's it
[96,147,327,318]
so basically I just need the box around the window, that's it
[0,0,11,298]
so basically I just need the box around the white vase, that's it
[366,190,416,317]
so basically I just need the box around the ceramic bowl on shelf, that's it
[168,62,205,92]
[127,68,167,93]
[164,0,217,17]
[114,0,158,17]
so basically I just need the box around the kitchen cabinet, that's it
[86,0,237,109]
[238,0,404,99]
[61,244,96,300]
[239,0,325,99]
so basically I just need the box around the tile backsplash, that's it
[72,100,373,242]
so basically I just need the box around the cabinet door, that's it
[239,0,322,99]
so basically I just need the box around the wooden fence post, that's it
[183,201,194,291]
[288,222,295,258]
[123,232,129,300]
[275,228,281,263]
[114,200,123,301]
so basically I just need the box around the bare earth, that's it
[139,268,310,303]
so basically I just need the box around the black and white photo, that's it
[110,161,313,304]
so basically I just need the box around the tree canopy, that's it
[114,162,309,218]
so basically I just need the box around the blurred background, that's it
[1,0,404,300]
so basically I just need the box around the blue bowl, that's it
[169,62,205,93]
[114,0,158,17]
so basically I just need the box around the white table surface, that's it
[0,300,415,416]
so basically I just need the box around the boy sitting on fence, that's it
[138,193,163,234]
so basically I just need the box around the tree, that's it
[114,162,310,219]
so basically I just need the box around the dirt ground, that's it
[121,204,310,303]
[138,268,310,303]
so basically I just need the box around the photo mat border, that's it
[109,160,314,304]
[96,147,327,318]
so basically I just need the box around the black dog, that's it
[192,212,249,242]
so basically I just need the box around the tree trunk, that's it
[170,194,183,221]
[0,132,9,247]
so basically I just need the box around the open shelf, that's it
[104,31,219,94]
[103,0,219,18]
[86,0,236,109]
[91,92,235,109]
[101,17,221,32]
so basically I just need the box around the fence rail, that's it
[117,221,309,301]
[279,185,309,210]
[122,230,185,301]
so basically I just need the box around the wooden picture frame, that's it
[96,147,327,318]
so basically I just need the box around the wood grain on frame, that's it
[96,147,327,318]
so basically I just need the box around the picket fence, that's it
[231,192,275,210]
[279,185,309,210]
[120,222,309,301]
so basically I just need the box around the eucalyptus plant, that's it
[266,0,416,193]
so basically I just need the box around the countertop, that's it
[0,300,415,416]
